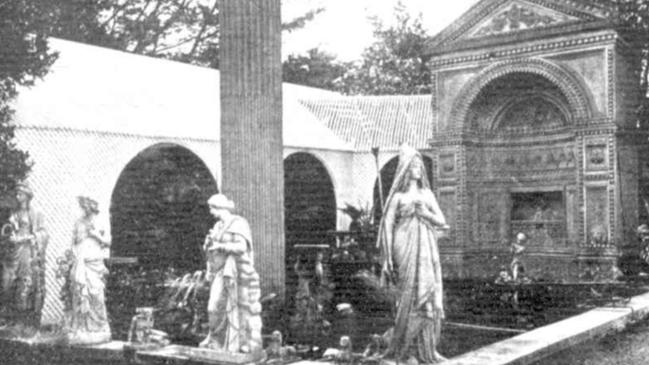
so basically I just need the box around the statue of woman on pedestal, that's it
[62,196,111,345]
[377,144,449,363]
[1,183,49,330]
[200,194,263,355]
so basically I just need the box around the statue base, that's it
[137,345,266,365]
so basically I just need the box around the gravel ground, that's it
[536,317,649,365]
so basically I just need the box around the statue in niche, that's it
[377,144,449,363]
[62,195,111,345]
[532,204,546,222]
[200,194,263,355]
[0,183,49,332]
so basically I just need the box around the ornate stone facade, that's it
[428,0,648,282]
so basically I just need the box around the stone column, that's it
[219,0,284,296]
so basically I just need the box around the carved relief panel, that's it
[438,153,456,178]
[437,188,457,243]
[473,190,507,246]
[467,3,579,39]
[565,187,578,244]
[466,145,576,178]
[585,138,608,172]
[585,185,609,246]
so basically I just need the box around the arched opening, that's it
[110,144,218,269]
[461,72,577,249]
[108,144,218,339]
[466,72,570,133]
[283,152,336,297]
[373,155,433,223]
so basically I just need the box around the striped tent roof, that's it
[298,95,435,151]
[12,38,353,151]
[13,38,435,153]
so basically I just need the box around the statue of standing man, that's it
[0,183,49,330]
[200,194,263,355]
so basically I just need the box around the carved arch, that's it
[448,58,595,131]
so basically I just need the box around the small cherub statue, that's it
[336,336,353,364]
[265,330,296,361]
[510,232,527,281]
[127,307,170,349]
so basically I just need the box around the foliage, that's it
[339,201,375,232]
[50,0,221,67]
[282,48,349,90]
[51,0,323,69]
[615,0,649,126]
[333,1,433,95]
[282,7,325,33]
[0,0,57,197]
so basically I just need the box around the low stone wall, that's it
[440,249,620,282]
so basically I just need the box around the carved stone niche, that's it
[467,145,576,176]
[510,190,566,246]
[473,190,507,246]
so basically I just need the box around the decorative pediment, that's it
[428,0,615,51]
[467,1,580,38]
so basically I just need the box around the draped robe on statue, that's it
[2,208,49,326]
[64,217,111,344]
[202,214,262,353]
[377,148,446,363]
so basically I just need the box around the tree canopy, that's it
[335,3,433,95]
[616,0,649,126]
[283,2,433,95]
[282,48,349,90]
[283,0,649,102]
[0,0,57,197]
[50,0,323,69]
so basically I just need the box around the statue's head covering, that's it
[397,143,418,169]
[387,143,429,197]
[375,143,436,286]
[207,194,235,211]
[15,182,33,199]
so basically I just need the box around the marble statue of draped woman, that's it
[377,144,449,363]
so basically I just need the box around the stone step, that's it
[440,291,649,365]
